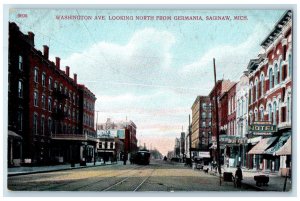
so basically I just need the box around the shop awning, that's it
[248,137,277,155]
[275,135,291,156]
[264,133,291,155]
[8,130,23,139]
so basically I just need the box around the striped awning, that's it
[264,133,291,155]
[276,136,291,155]
[248,137,277,155]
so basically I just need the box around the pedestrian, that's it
[235,165,243,188]
[123,153,127,165]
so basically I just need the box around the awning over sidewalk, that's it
[8,130,23,139]
[275,136,291,156]
[248,137,277,155]
[264,133,291,155]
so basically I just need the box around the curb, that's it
[8,162,119,177]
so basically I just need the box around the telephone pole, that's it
[213,58,222,186]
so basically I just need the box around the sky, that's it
[9,9,286,155]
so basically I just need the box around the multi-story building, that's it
[96,118,138,161]
[8,22,97,166]
[174,138,180,158]
[247,10,292,175]
[208,79,236,163]
[235,71,250,167]
[191,96,212,154]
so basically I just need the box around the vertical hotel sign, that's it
[248,121,277,136]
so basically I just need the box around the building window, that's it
[255,80,258,101]
[273,102,277,125]
[228,100,231,114]
[54,81,58,89]
[254,110,258,121]
[260,74,264,97]
[34,91,38,107]
[202,103,206,109]
[274,64,278,85]
[18,55,23,70]
[48,97,52,111]
[42,72,46,87]
[18,80,23,98]
[34,68,39,83]
[287,96,291,122]
[208,112,212,118]
[288,54,292,77]
[268,104,272,122]
[48,118,52,135]
[17,111,23,131]
[41,116,45,135]
[49,77,53,90]
[201,112,206,119]
[260,108,264,121]
[42,95,46,109]
[208,121,212,127]
[33,114,38,135]
[269,68,273,89]
[202,121,206,128]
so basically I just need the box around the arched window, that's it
[260,74,264,97]
[255,80,258,101]
[269,68,273,89]
[279,60,283,82]
[202,112,206,119]
[274,64,278,85]
[288,54,292,77]
[268,104,272,122]
[273,102,277,125]
[254,110,258,121]
[18,80,23,98]
[260,108,264,121]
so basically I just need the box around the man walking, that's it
[235,165,243,188]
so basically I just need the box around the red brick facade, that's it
[8,22,96,165]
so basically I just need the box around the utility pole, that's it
[189,114,192,167]
[213,58,222,186]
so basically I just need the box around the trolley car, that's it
[135,150,151,165]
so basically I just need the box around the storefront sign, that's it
[198,151,210,158]
[248,121,277,133]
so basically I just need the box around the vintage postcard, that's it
[6,7,293,193]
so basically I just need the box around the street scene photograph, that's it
[5,7,293,193]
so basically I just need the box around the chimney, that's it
[43,45,49,59]
[28,32,35,46]
[65,66,70,77]
[74,73,77,84]
[55,57,60,69]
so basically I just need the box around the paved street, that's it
[8,160,254,192]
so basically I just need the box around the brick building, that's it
[247,10,292,175]
[208,79,235,163]
[96,118,138,161]
[8,22,96,166]
[191,96,212,154]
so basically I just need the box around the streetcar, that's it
[135,150,151,165]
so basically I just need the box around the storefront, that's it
[276,135,291,176]
[8,130,23,167]
[248,136,277,171]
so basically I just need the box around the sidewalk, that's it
[202,166,292,191]
[7,161,122,176]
